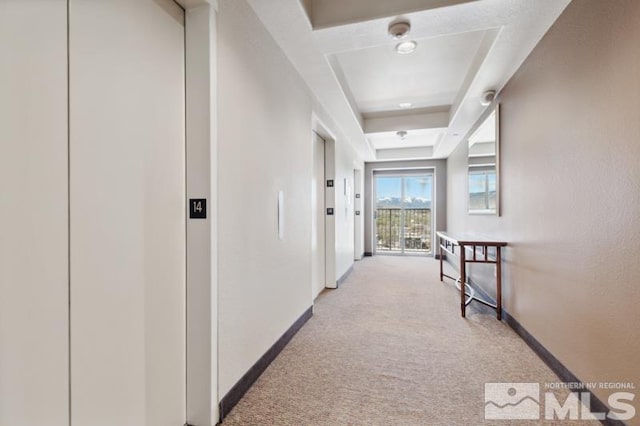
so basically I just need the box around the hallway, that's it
[3,1,639,424]
[222,256,597,425]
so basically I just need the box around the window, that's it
[469,170,496,212]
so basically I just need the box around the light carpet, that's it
[221,256,600,425]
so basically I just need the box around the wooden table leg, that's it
[460,245,466,318]
[496,246,502,320]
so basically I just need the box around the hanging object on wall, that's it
[278,190,285,240]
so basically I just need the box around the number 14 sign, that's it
[189,198,207,219]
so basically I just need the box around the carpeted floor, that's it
[221,256,599,425]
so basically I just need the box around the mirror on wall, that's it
[468,104,500,215]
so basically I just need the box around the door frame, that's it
[311,129,327,300]
[184,2,219,425]
[311,113,336,292]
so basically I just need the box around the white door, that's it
[312,132,326,299]
[69,1,186,425]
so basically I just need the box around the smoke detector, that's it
[480,90,496,106]
[388,20,411,39]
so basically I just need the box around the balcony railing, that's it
[375,208,431,253]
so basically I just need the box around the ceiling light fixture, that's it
[399,102,412,109]
[396,130,408,140]
[395,40,417,55]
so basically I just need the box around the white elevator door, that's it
[0,2,69,425]
[312,133,326,298]
[69,1,186,425]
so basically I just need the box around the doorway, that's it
[374,173,433,255]
[312,131,326,299]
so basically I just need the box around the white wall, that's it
[447,0,640,418]
[333,138,362,280]
[0,2,69,425]
[354,168,364,260]
[69,1,186,424]
[217,0,314,396]
[218,0,365,397]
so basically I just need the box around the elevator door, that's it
[312,132,326,298]
[69,1,186,424]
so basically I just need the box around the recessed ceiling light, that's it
[399,102,412,109]
[395,40,417,55]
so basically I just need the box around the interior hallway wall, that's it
[218,0,364,398]
[333,136,362,281]
[0,1,69,424]
[364,159,447,255]
[446,0,640,417]
[217,0,314,397]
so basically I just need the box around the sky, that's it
[376,176,433,201]
[469,171,496,194]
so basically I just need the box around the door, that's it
[312,132,326,298]
[0,2,69,424]
[375,173,433,255]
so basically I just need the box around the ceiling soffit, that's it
[246,0,571,161]
[304,0,480,30]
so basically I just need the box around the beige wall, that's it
[217,0,363,397]
[447,0,640,418]
[0,1,69,424]
[217,0,314,396]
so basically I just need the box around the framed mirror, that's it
[468,104,500,215]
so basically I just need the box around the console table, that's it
[436,231,507,320]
